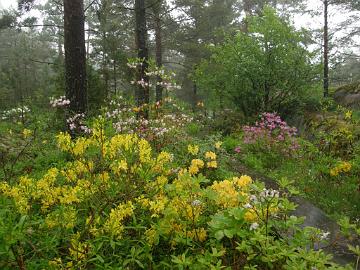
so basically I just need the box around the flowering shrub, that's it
[66,113,91,134]
[0,122,354,269]
[309,108,360,159]
[127,58,181,91]
[104,96,194,145]
[1,105,30,122]
[330,161,352,177]
[239,112,299,157]
[50,96,71,108]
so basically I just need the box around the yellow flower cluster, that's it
[45,207,77,229]
[188,144,199,155]
[345,110,352,120]
[189,159,205,175]
[211,176,252,208]
[104,201,134,239]
[139,139,152,163]
[205,151,217,168]
[0,180,30,214]
[0,124,173,239]
[145,226,158,246]
[205,151,216,160]
[215,141,222,149]
[69,233,89,262]
[330,161,352,177]
[1,122,284,267]
[149,194,168,218]
[22,128,32,139]
[186,227,207,242]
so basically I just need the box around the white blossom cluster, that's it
[130,78,152,88]
[146,69,165,76]
[246,188,280,231]
[66,113,91,134]
[113,116,177,138]
[105,107,133,119]
[156,81,181,90]
[1,106,30,120]
[127,59,181,91]
[127,62,140,69]
[50,96,70,108]
[104,98,195,140]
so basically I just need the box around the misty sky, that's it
[0,0,359,50]
[0,0,349,28]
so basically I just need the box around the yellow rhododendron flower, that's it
[149,194,168,217]
[111,160,128,175]
[345,110,352,120]
[139,139,152,163]
[211,179,239,207]
[207,161,217,168]
[205,151,216,160]
[104,201,134,239]
[330,161,352,177]
[57,132,72,152]
[188,159,205,175]
[215,141,222,149]
[234,175,252,188]
[145,227,157,245]
[188,144,199,155]
[244,210,257,222]
[22,128,32,138]
[72,137,91,156]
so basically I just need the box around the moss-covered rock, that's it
[334,82,360,108]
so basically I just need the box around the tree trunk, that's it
[154,2,163,102]
[63,0,87,114]
[113,60,117,95]
[323,0,329,98]
[135,0,149,118]
[242,0,252,32]
[57,30,63,60]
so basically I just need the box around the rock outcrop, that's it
[334,82,360,108]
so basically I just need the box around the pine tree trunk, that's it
[135,0,149,118]
[63,0,87,114]
[113,60,117,95]
[154,3,163,102]
[323,0,329,98]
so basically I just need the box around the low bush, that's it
[0,120,356,269]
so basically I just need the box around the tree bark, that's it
[135,0,149,118]
[154,2,163,102]
[63,0,87,114]
[113,59,117,95]
[323,0,329,98]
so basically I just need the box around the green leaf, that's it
[214,230,224,240]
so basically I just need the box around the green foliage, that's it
[0,120,355,269]
[186,122,201,136]
[194,7,319,116]
[309,107,360,159]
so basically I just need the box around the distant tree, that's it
[323,0,329,97]
[195,8,318,116]
[0,11,17,29]
[171,0,239,105]
[0,29,54,109]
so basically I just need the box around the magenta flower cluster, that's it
[241,112,299,154]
